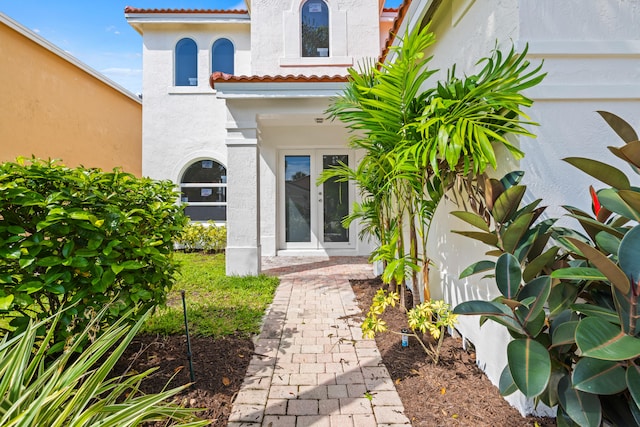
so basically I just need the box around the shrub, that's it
[0,158,187,352]
[176,222,226,253]
[0,305,208,426]
[453,112,640,426]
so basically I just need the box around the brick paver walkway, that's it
[227,256,411,427]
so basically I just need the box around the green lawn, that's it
[142,252,279,337]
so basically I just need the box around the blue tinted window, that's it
[301,0,329,57]
[175,38,197,86]
[212,38,235,75]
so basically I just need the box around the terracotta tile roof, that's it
[380,0,411,64]
[124,6,248,14]
[382,7,399,12]
[210,72,348,88]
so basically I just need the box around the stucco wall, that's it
[398,0,640,416]
[139,24,251,180]
[0,15,142,175]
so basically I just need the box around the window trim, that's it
[179,160,228,223]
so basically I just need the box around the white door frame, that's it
[278,149,355,251]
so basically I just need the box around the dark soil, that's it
[113,277,556,426]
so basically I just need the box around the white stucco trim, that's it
[125,13,250,27]
[279,56,353,67]
[214,82,347,98]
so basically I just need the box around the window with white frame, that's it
[212,38,235,75]
[180,160,227,221]
[175,38,197,86]
[301,0,329,57]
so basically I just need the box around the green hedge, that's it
[0,158,187,352]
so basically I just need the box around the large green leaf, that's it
[551,320,577,348]
[598,188,640,221]
[451,230,499,246]
[613,285,640,335]
[597,110,638,143]
[548,282,579,318]
[499,365,517,396]
[627,364,640,410]
[558,375,602,427]
[495,253,521,299]
[502,212,534,254]
[459,260,495,279]
[619,189,640,214]
[492,185,527,224]
[563,157,630,190]
[515,276,551,329]
[453,300,511,316]
[551,267,606,281]
[576,316,640,360]
[450,211,490,232]
[566,237,629,294]
[523,246,559,283]
[618,225,640,290]
[507,338,550,397]
[572,357,626,395]
[571,303,620,325]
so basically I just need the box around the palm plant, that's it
[322,24,545,307]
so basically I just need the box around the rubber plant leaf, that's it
[459,260,495,279]
[563,157,630,190]
[492,185,527,224]
[558,375,602,427]
[451,230,498,246]
[499,365,517,396]
[495,253,521,299]
[597,110,638,143]
[566,237,629,294]
[618,190,640,219]
[551,267,606,281]
[523,246,559,283]
[515,275,551,324]
[502,212,535,254]
[627,364,640,410]
[572,357,627,395]
[576,316,640,361]
[484,177,505,212]
[450,210,490,232]
[619,140,640,168]
[551,320,578,348]
[598,188,640,222]
[507,338,550,397]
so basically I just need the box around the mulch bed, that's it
[113,276,556,426]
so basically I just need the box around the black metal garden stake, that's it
[181,290,196,384]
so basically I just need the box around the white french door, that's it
[279,150,354,250]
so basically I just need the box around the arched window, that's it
[301,0,329,57]
[180,159,227,221]
[175,38,197,86]
[212,38,235,75]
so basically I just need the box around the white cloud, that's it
[101,67,142,77]
[232,1,247,10]
[33,28,40,33]
[106,25,121,35]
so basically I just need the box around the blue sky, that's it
[1,1,403,95]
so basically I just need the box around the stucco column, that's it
[225,133,261,276]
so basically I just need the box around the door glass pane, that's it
[285,155,311,242]
[323,155,349,242]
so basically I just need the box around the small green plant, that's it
[0,305,208,427]
[453,112,640,426]
[362,289,457,364]
[176,222,226,253]
[0,158,187,352]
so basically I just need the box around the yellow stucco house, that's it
[0,13,142,175]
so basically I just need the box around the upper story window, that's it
[180,159,227,222]
[301,0,329,57]
[175,38,197,86]
[212,38,235,75]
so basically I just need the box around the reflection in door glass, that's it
[285,156,311,242]
[323,155,349,242]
